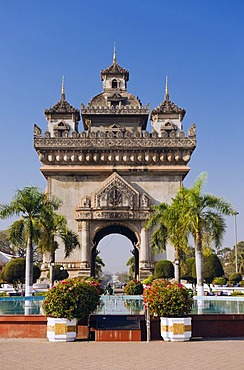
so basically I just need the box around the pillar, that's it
[80,221,90,267]
[140,227,149,263]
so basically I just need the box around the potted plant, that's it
[42,277,100,342]
[143,279,193,342]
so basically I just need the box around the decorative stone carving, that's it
[141,194,150,208]
[178,130,185,138]
[94,211,134,219]
[188,123,196,137]
[34,124,42,136]
[95,172,139,209]
[80,196,91,208]
[44,131,51,138]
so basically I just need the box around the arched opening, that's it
[91,224,139,279]
[112,79,118,88]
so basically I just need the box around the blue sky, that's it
[0,0,243,273]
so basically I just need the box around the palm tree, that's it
[175,173,234,295]
[0,186,61,296]
[95,255,105,279]
[146,201,188,283]
[235,241,244,275]
[38,207,80,286]
[126,256,135,279]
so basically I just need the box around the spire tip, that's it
[113,42,117,64]
[61,75,65,100]
[164,75,169,101]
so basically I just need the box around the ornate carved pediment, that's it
[95,172,139,209]
[75,172,147,221]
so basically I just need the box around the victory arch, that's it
[34,51,196,280]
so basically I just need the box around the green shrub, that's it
[34,291,47,296]
[42,278,100,320]
[124,279,143,295]
[181,258,196,284]
[203,254,224,286]
[2,258,40,286]
[212,276,227,286]
[231,291,244,296]
[239,280,244,287]
[143,279,193,317]
[229,273,242,284]
[142,276,154,285]
[154,260,174,279]
[47,265,69,281]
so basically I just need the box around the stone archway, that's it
[90,224,139,278]
[74,172,155,280]
[34,54,196,281]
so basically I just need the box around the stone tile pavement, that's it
[0,338,243,370]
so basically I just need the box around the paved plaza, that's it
[0,338,243,370]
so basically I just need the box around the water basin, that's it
[1,295,244,315]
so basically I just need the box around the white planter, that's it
[47,317,77,342]
[160,317,192,342]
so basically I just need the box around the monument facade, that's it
[34,51,196,279]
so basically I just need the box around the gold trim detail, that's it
[161,324,191,335]
[47,323,76,335]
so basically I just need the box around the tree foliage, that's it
[47,265,69,281]
[181,257,197,285]
[0,186,61,295]
[2,258,40,286]
[203,254,224,286]
[146,173,234,294]
[126,256,135,280]
[229,272,242,284]
[169,173,233,294]
[124,279,143,295]
[154,260,174,279]
[146,201,189,282]
[95,255,105,278]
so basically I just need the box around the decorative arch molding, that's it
[90,223,140,278]
[92,223,139,247]
[75,173,153,279]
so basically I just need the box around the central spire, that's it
[61,75,65,101]
[113,43,117,65]
[164,76,169,101]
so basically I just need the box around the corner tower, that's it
[44,78,80,137]
[150,77,186,135]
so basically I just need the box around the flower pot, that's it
[160,317,192,342]
[47,317,77,342]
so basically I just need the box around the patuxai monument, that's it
[34,50,196,280]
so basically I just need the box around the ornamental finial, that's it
[164,75,169,101]
[113,42,117,64]
[61,75,65,101]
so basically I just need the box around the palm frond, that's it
[61,229,80,258]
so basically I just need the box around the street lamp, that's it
[234,211,239,273]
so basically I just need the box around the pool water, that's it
[192,296,244,314]
[0,296,45,315]
[1,295,244,315]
